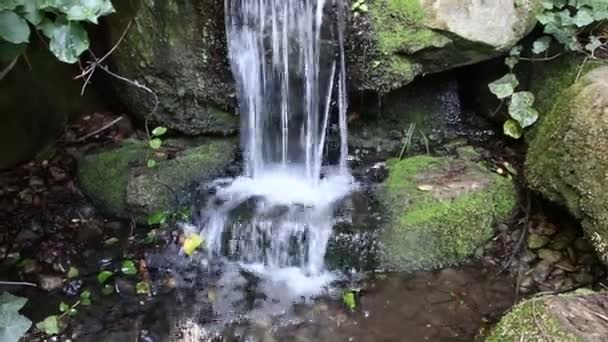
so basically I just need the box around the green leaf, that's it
[41,19,89,64]
[183,233,203,256]
[342,291,356,311]
[509,91,538,128]
[96,270,113,284]
[18,0,43,25]
[80,290,91,299]
[504,56,518,70]
[101,284,114,295]
[120,260,137,275]
[135,281,151,295]
[149,138,162,149]
[80,298,91,306]
[503,119,523,139]
[67,266,79,279]
[147,211,169,225]
[62,0,115,24]
[573,6,595,27]
[152,126,167,136]
[0,292,31,342]
[59,302,69,313]
[147,159,156,168]
[532,36,552,54]
[585,36,602,54]
[36,315,59,335]
[488,74,519,99]
[67,308,77,317]
[0,11,30,44]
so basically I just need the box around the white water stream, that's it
[196,0,352,296]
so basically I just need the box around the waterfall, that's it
[196,0,352,290]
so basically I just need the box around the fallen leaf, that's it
[183,233,203,256]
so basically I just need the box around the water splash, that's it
[196,0,352,294]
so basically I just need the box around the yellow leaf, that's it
[183,233,203,256]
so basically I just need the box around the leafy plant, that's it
[0,292,31,342]
[0,0,115,64]
[120,260,137,275]
[183,233,204,256]
[351,0,368,14]
[341,290,357,312]
[37,290,91,336]
[489,0,608,138]
[146,126,167,168]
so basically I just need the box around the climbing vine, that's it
[0,0,114,66]
[489,0,608,139]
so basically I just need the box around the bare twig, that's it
[518,52,565,62]
[76,116,124,142]
[0,280,37,287]
[0,56,19,81]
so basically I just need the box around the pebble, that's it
[537,249,562,263]
[549,228,577,250]
[555,260,577,273]
[531,222,558,236]
[531,260,553,283]
[527,234,550,249]
[38,274,64,291]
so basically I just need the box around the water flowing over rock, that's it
[526,62,608,265]
[347,0,542,92]
[380,155,517,271]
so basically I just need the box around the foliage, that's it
[351,0,368,14]
[0,0,115,63]
[37,290,91,336]
[489,0,608,139]
[341,290,357,312]
[146,126,167,168]
[183,233,204,256]
[120,260,137,275]
[0,292,31,342]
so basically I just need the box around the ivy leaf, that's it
[67,266,79,279]
[0,11,30,44]
[183,233,203,256]
[64,0,115,24]
[147,159,156,168]
[532,36,552,54]
[80,290,91,299]
[58,302,69,313]
[18,0,43,25]
[0,292,31,342]
[135,281,151,295]
[36,315,59,335]
[342,290,356,311]
[489,74,519,99]
[120,260,137,275]
[573,6,595,27]
[505,56,519,70]
[585,36,602,54]
[147,211,169,225]
[96,270,113,284]
[503,119,523,139]
[152,126,167,136]
[149,138,162,150]
[509,92,538,128]
[40,18,89,64]
[0,1,24,11]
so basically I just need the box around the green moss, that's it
[78,140,146,217]
[487,298,581,342]
[381,156,517,271]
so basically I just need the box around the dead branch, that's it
[76,116,123,142]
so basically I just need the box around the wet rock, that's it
[537,249,562,264]
[573,272,594,285]
[554,260,577,273]
[78,138,237,222]
[347,0,542,93]
[530,221,558,236]
[379,155,517,271]
[38,274,64,291]
[488,291,608,341]
[115,278,136,296]
[531,260,553,284]
[520,250,538,264]
[526,62,608,264]
[105,0,237,136]
[549,228,577,251]
[527,234,550,250]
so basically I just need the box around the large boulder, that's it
[347,0,542,93]
[78,138,238,222]
[380,155,517,271]
[105,0,238,136]
[526,64,608,264]
[487,291,608,341]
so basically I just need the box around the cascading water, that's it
[196,0,352,294]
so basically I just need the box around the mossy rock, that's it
[105,0,237,135]
[487,290,608,341]
[380,155,517,271]
[526,65,608,264]
[78,138,237,222]
[347,0,542,93]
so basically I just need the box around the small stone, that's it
[532,260,553,283]
[574,238,594,252]
[527,234,550,249]
[533,222,558,236]
[573,272,594,285]
[537,249,562,263]
[497,223,509,233]
[520,250,538,264]
[519,275,535,294]
[549,228,577,250]
[49,166,67,182]
[115,278,135,296]
[555,260,577,273]
[38,274,64,291]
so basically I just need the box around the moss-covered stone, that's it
[78,138,237,222]
[106,0,238,135]
[526,64,608,264]
[380,156,517,271]
[487,291,607,341]
[347,0,542,93]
